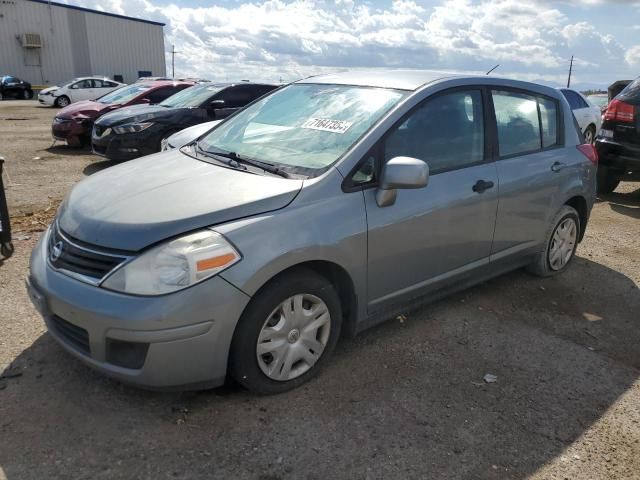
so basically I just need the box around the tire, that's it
[0,92,4,101]
[583,125,596,144]
[229,269,343,394]
[527,205,580,277]
[596,166,620,194]
[55,95,70,108]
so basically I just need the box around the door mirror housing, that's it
[137,98,151,105]
[376,156,429,207]
[209,99,225,107]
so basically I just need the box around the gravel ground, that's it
[1,100,639,480]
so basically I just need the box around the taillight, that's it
[577,144,598,165]
[604,99,635,123]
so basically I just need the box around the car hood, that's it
[57,100,114,120]
[168,120,222,149]
[39,86,59,95]
[96,104,192,126]
[57,150,303,251]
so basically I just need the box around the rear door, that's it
[490,89,568,259]
[363,88,499,312]
[69,79,95,102]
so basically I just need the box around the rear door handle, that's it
[472,180,495,193]
[551,162,566,172]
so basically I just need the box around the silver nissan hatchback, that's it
[28,71,597,394]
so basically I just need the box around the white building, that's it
[0,0,166,86]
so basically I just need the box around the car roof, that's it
[138,80,195,88]
[297,69,465,91]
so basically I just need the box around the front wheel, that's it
[229,269,342,394]
[527,205,580,277]
[55,95,70,108]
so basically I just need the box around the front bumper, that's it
[38,95,55,106]
[595,138,640,172]
[28,232,251,389]
[52,120,90,143]
[92,128,160,161]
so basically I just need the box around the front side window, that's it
[384,90,485,174]
[198,84,406,174]
[492,91,541,157]
[160,84,225,108]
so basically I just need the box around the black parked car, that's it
[595,77,640,193]
[0,75,33,100]
[92,82,277,161]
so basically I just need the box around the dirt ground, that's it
[1,100,639,480]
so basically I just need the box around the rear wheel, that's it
[229,269,342,394]
[55,95,70,108]
[583,125,596,144]
[527,205,580,277]
[596,166,620,194]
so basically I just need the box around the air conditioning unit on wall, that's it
[21,33,42,48]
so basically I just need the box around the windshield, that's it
[198,84,406,173]
[98,84,151,104]
[160,84,225,108]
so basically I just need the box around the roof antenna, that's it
[486,64,500,75]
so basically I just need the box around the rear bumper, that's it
[595,138,640,171]
[92,129,160,161]
[28,231,251,390]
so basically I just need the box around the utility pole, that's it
[567,55,574,88]
[169,45,180,78]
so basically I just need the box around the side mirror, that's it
[137,98,151,105]
[375,157,429,207]
[209,99,225,107]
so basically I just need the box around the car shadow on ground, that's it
[44,144,91,157]
[597,184,640,219]
[1,257,638,479]
[82,159,120,176]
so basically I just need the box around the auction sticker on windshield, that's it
[301,118,353,134]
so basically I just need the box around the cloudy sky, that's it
[63,0,639,89]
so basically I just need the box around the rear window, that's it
[619,78,640,100]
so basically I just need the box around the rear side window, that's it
[538,97,559,148]
[619,78,640,100]
[492,91,540,157]
[145,86,187,104]
[561,89,588,110]
[384,89,484,174]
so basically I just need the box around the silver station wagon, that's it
[28,70,598,394]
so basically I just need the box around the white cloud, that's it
[625,45,640,66]
[63,0,638,87]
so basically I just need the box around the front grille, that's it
[48,224,130,282]
[51,315,90,355]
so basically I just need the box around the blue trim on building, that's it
[26,0,165,26]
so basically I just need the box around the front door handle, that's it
[472,179,495,193]
[551,161,566,172]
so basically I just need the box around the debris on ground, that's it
[483,373,498,383]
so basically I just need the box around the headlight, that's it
[102,230,241,295]
[161,137,174,151]
[113,122,154,134]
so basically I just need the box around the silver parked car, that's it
[27,70,598,394]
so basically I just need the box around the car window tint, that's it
[220,87,254,108]
[145,86,185,103]
[492,90,541,157]
[619,78,640,100]
[384,90,484,174]
[538,97,559,148]
[92,79,104,88]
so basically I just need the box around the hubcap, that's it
[548,217,577,271]
[256,294,331,382]
[585,129,594,144]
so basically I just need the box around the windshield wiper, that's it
[203,147,291,179]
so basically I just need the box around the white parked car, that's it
[559,88,602,144]
[38,77,125,107]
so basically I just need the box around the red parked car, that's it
[51,80,194,146]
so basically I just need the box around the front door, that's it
[364,88,499,312]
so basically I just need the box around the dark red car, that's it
[51,80,194,146]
